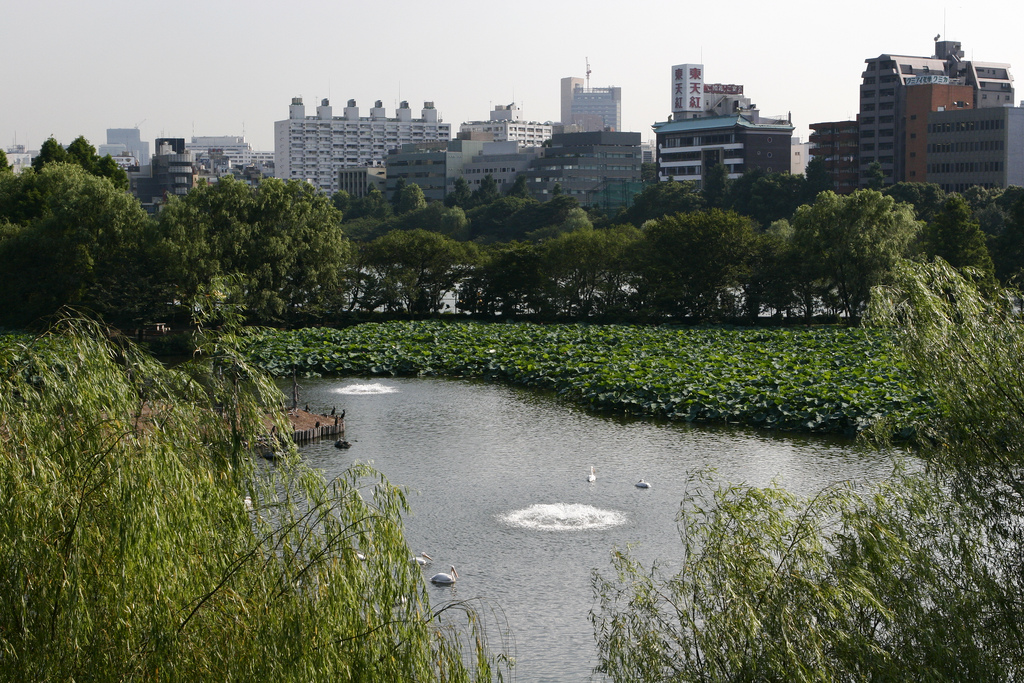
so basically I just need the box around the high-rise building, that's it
[130,138,194,214]
[809,120,860,193]
[560,76,621,132]
[103,128,150,166]
[274,97,451,194]
[858,38,1014,186]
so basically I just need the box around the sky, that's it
[3,0,1022,155]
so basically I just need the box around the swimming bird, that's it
[635,479,651,489]
[587,466,596,483]
[430,566,458,585]
[411,552,433,566]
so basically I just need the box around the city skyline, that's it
[3,0,1021,156]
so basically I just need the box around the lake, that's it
[291,376,900,682]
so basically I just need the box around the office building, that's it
[459,103,553,147]
[808,120,860,193]
[186,136,274,173]
[655,62,792,187]
[274,97,451,194]
[560,76,622,132]
[520,131,642,208]
[103,128,150,166]
[654,114,793,187]
[858,38,1014,186]
[130,138,195,214]
[338,167,386,199]
[925,106,1024,191]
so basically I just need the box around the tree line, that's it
[3,138,1024,329]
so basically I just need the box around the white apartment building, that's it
[275,97,451,194]
[459,103,553,147]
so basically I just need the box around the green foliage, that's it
[801,156,833,201]
[356,230,479,313]
[507,173,531,199]
[0,149,10,174]
[728,169,808,228]
[396,182,427,214]
[243,321,929,436]
[32,136,128,190]
[589,261,1024,682]
[539,225,640,317]
[444,176,472,208]
[883,182,947,223]
[470,174,501,207]
[792,190,920,320]
[701,162,730,209]
[0,314,505,681]
[0,163,152,327]
[621,181,705,226]
[156,177,352,324]
[637,209,757,320]
[923,195,995,286]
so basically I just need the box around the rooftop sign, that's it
[906,75,950,86]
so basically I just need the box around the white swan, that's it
[635,479,652,489]
[587,466,596,483]
[411,552,433,566]
[430,565,458,585]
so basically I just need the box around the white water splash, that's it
[501,503,627,531]
[332,383,399,395]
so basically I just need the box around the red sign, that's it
[704,83,744,95]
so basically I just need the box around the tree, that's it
[924,195,995,286]
[701,162,730,209]
[506,173,529,199]
[444,176,472,208]
[637,209,757,320]
[866,160,886,190]
[360,229,478,313]
[730,170,806,227]
[993,192,1024,284]
[396,182,427,215]
[390,177,407,209]
[0,163,152,327]
[791,190,919,320]
[331,189,351,216]
[31,137,68,171]
[0,149,10,174]
[540,224,640,317]
[31,136,128,190]
[801,156,833,203]
[470,174,501,207]
[592,261,1024,682]
[459,241,545,316]
[156,176,351,324]
[620,180,705,227]
[0,313,506,680]
[882,182,946,223]
[346,184,392,221]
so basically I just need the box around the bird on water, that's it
[430,566,458,585]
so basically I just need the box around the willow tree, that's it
[0,307,506,681]
[591,260,1024,681]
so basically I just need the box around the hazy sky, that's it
[3,0,1021,154]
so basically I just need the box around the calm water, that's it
[291,377,899,682]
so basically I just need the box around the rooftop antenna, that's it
[586,57,591,89]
